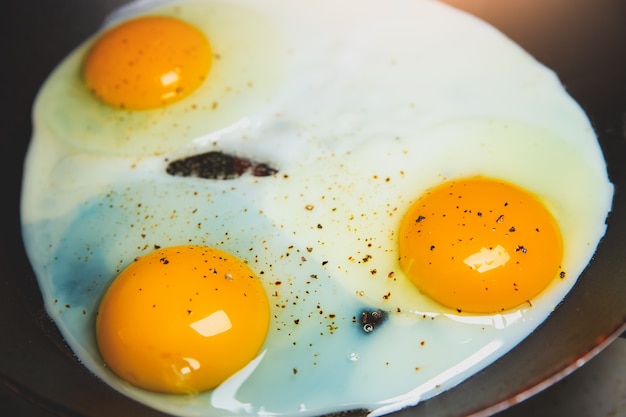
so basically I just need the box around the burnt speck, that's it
[166,151,278,180]
[516,245,527,254]
[560,271,566,279]
[359,309,388,334]
[416,215,426,223]
[159,257,169,264]
[252,163,278,177]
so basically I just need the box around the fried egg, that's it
[20,0,613,416]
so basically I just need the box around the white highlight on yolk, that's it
[160,70,180,87]
[463,245,511,273]
[180,358,202,375]
[190,310,234,337]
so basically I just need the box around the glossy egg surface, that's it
[21,0,613,416]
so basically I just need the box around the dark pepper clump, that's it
[359,309,388,334]
[166,151,278,180]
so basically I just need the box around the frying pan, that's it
[2,0,625,416]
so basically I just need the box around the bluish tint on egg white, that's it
[21,0,613,416]
[22,174,526,416]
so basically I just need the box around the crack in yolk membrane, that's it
[96,245,270,394]
[399,177,563,314]
[83,16,212,110]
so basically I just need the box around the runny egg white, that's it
[20,0,613,416]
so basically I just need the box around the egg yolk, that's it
[83,16,212,110]
[96,245,269,394]
[398,177,563,314]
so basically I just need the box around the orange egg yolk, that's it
[83,16,212,110]
[398,177,563,314]
[96,245,270,394]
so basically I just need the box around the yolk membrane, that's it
[398,177,563,314]
[83,16,212,110]
[96,245,270,394]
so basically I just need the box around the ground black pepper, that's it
[166,151,278,179]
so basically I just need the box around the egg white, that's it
[21,0,613,416]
